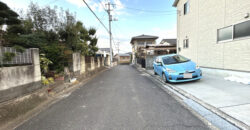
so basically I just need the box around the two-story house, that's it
[130,34,158,64]
[173,0,250,72]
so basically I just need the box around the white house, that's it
[173,0,250,73]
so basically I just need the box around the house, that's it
[160,39,177,45]
[145,44,176,55]
[97,48,111,57]
[114,53,131,64]
[158,38,177,54]
[130,34,158,63]
[96,48,111,66]
[173,0,250,72]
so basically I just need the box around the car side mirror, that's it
[156,62,162,66]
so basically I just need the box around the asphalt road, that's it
[16,65,210,130]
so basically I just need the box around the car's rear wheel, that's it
[162,73,167,83]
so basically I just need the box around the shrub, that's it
[48,77,54,84]
[41,76,49,86]
[3,52,16,62]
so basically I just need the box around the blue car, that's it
[153,54,202,83]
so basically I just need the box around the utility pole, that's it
[107,2,113,67]
[117,42,120,54]
[106,2,117,67]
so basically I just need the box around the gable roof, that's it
[130,34,158,44]
[160,39,176,46]
[173,0,179,7]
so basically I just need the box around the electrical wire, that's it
[96,0,107,11]
[115,4,176,13]
[82,0,109,33]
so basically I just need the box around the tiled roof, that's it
[160,39,176,46]
[130,34,158,44]
[173,0,179,7]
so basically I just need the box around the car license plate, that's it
[184,73,192,78]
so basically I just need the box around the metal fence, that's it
[0,47,32,65]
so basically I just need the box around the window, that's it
[162,55,190,65]
[184,1,189,15]
[183,39,189,48]
[217,26,233,42]
[138,42,144,45]
[234,20,250,39]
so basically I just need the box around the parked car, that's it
[153,54,202,83]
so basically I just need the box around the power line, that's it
[82,0,109,33]
[96,0,107,11]
[115,4,176,13]
[95,12,107,31]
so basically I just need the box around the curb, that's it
[134,64,249,130]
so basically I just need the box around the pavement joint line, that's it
[133,65,249,130]
[218,103,250,109]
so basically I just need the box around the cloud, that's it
[152,25,177,43]
[66,0,106,12]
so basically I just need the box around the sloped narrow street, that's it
[16,65,209,130]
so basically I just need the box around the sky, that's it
[0,0,177,54]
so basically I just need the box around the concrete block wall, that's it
[0,48,41,102]
[78,56,104,74]
[80,55,85,74]
[97,57,101,68]
[176,0,250,72]
[90,57,95,70]
[72,52,81,75]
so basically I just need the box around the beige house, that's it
[114,53,131,64]
[173,0,250,72]
[130,34,158,63]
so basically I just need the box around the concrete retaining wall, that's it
[0,48,41,102]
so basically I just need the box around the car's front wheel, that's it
[162,73,167,83]
[153,68,157,75]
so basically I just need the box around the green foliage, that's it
[41,76,49,86]
[40,54,53,74]
[3,52,16,62]
[6,24,25,34]
[13,45,25,53]
[42,44,65,73]
[48,77,54,84]
[2,2,99,73]
[0,2,20,25]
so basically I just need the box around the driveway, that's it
[16,65,209,130]
[147,68,250,127]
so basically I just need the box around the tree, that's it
[0,1,20,26]
[2,2,100,73]
[87,28,98,56]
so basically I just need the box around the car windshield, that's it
[162,55,190,65]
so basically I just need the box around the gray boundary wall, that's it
[145,55,158,69]
[72,53,105,76]
[0,48,41,102]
